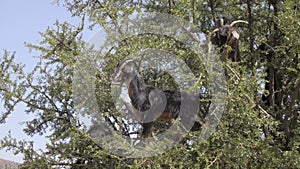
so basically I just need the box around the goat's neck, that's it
[128,75,143,101]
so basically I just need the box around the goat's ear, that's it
[230,30,240,39]
[211,28,219,34]
[211,28,219,38]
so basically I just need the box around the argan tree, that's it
[1,0,299,168]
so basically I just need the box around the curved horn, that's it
[117,59,136,73]
[230,20,248,27]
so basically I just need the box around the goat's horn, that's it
[220,18,224,26]
[230,20,248,27]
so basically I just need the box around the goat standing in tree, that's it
[210,17,248,62]
[112,60,204,138]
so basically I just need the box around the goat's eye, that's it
[123,65,133,73]
[220,30,228,36]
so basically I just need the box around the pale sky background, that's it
[0,0,95,163]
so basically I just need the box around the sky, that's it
[0,0,95,163]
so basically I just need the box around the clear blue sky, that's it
[0,0,94,163]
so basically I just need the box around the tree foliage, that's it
[1,0,300,168]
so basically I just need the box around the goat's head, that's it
[211,17,248,62]
[112,60,139,85]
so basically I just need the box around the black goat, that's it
[112,60,205,138]
[210,17,248,62]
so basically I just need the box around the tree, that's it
[1,0,299,168]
